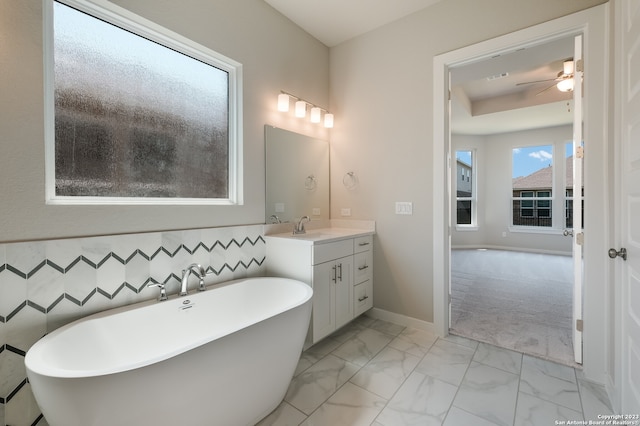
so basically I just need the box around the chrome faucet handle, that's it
[147,282,168,301]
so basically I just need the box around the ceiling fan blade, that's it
[516,77,559,86]
[535,83,557,95]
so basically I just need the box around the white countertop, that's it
[264,220,375,245]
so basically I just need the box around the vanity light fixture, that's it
[295,100,307,118]
[324,113,334,128]
[277,91,334,128]
[310,107,321,123]
[277,93,290,112]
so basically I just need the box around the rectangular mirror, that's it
[265,126,329,223]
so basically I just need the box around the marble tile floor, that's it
[257,316,614,426]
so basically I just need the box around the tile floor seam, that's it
[366,336,428,426]
[575,373,587,420]
[513,362,524,426]
[445,336,481,424]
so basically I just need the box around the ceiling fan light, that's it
[557,78,574,92]
[563,60,574,76]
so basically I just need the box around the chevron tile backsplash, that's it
[0,224,266,426]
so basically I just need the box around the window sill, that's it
[508,226,565,235]
[455,225,478,232]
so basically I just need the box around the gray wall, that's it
[452,125,574,254]
[329,0,606,323]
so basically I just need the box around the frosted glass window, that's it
[48,0,241,203]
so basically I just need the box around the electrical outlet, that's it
[395,202,413,215]
[275,203,285,213]
[312,208,321,216]
[341,208,351,216]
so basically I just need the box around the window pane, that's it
[455,150,473,226]
[456,151,472,197]
[457,200,472,225]
[512,145,553,227]
[54,2,230,199]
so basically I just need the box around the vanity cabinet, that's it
[353,235,374,316]
[312,254,353,340]
[265,230,374,346]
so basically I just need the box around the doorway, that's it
[432,5,609,382]
[448,42,581,364]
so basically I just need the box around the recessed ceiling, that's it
[450,37,576,134]
[264,0,442,47]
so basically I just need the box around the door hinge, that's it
[576,319,583,332]
[448,293,452,305]
[576,146,584,159]
[576,232,584,246]
[576,59,584,73]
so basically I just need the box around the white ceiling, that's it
[264,1,577,135]
[264,0,442,47]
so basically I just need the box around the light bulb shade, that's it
[563,60,574,75]
[556,78,574,92]
[310,107,321,123]
[324,113,334,128]
[277,93,290,112]
[295,100,306,117]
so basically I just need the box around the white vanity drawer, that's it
[354,250,372,284]
[312,239,353,265]
[354,280,373,316]
[354,235,373,253]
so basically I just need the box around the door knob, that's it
[608,248,627,261]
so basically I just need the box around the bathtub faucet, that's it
[180,263,206,296]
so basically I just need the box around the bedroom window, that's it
[45,0,242,204]
[511,145,553,227]
[455,150,476,227]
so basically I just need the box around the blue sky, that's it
[511,143,573,179]
[456,143,574,179]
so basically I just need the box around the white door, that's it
[617,0,640,413]
[572,35,584,365]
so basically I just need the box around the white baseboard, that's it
[365,307,439,335]
[451,244,571,257]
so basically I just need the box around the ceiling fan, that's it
[516,59,575,94]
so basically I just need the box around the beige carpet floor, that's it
[450,248,577,367]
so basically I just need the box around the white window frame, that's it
[510,142,568,233]
[455,149,477,230]
[43,0,243,205]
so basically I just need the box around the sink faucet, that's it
[293,216,310,234]
[269,214,281,224]
[180,263,205,296]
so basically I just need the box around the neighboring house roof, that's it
[512,156,583,190]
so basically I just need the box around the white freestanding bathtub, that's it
[25,277,312,426]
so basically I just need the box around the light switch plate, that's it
[341,208,351,216]
[395,202,413,215]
